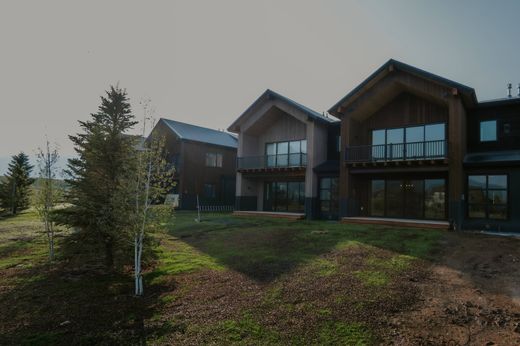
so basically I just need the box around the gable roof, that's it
[228,89,338,133]
[159,118,238,148]
[328,59,477,115]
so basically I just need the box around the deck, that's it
[233,211,306,220]
[341,217,450,230]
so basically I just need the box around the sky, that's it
[1,0,520,174]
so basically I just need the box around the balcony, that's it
[345,140,448,163]
[237,153,307,172]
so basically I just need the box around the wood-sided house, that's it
[227,89,340,219]
[329,59,520,231]
[149,118,238,209]
[229,59,520,232]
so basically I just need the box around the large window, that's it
[468,175,508,220]
[371,123,446,160]
[480,120,497,142]
[264,181,305,212]
[266,139,307,167]
[369,178,446,220]
[205,152,223,167]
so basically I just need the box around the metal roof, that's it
[228,89,339,133]
[464,150,520,166]
[159,118,238,148]
[477,97,520,107]
[328,59,477,114]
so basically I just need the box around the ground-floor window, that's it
[369,178,446,220]
[468,174,508,220]
[319,177,339,219]
[264,181,305,213]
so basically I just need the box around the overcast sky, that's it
[1,0,520,173]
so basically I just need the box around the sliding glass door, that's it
[369,178,446,220]
[264,181,305,213]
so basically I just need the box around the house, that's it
[227,89,340,219]
[230,59,520,232]
[329,59,520,231]
[149,118,238,209]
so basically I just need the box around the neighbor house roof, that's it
[159,118,238,148]
[228,89,338,133]
[328,59,477,115]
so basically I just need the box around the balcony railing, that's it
[345,140,447,163]
[237,153,307,170]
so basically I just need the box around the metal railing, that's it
[237,153,307,170]
[345,140,447,163]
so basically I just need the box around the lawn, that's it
[0,210,444,345]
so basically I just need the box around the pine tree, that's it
[0,152,34,214]
[62,86,138,268]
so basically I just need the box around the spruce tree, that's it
[0,152,34,214]
[63,86,138,268]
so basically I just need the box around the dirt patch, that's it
[387,232,520,345]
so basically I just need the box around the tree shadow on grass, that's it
[0,231,171,346]
[165,212,443,283]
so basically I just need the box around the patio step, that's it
[233,211,306,220]
[341,217,450,230]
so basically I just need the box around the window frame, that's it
[479,120,497,142]
[265,139,307,167]
[205,152,223,167]
[467,174,508,220]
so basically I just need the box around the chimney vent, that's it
[507,83,512,98]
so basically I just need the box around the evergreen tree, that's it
[62,86,138,268]
[0,152,34,214]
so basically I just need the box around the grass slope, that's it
[0,210,443,345]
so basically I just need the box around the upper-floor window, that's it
[480,120,497,142]
[468,174,508,220]
[205,152,223,167]
[265,139,307,167]
[371,123,445,160]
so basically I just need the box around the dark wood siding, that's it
[467,102,520,152]
[180,141,237,208]
[350,92,449,146]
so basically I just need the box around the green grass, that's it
[1,210,445,345]
[216,313,281,345]
[353,270,389,287]
[163,211,442,282]
[318,322,373,345]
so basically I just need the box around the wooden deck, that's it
[341,217,450,230]
[233,211,306,220]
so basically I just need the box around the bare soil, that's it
[387,232,520,345]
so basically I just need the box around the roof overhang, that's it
[328,59,477,120]
[228,89,337,134]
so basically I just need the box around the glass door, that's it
[403,180,424,219]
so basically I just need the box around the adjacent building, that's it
[149,118,238,209]
[227,89,339,219]
[230,60,520,232]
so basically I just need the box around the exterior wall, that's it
[338,86,464,227]
[180,141,237,209]
[234,102,330,217]
[462,167,520,232]
[257,113,306,154]
[467,102,520,153]
[350,92,449,146]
